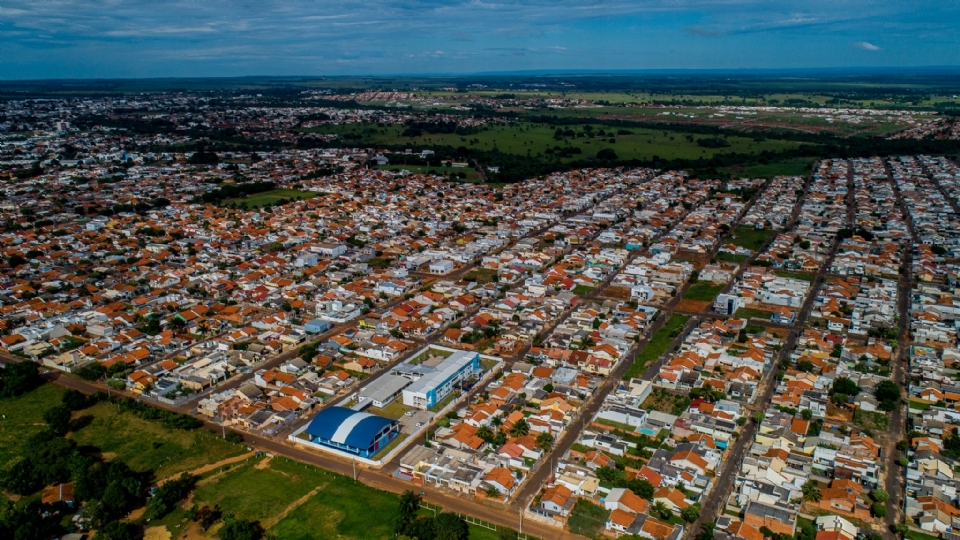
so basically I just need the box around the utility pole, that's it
[352,458,357,481]
[221,422,226,440]
[519,508,523,536]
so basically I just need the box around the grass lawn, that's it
[370,434,408,461]
[728,226,775,250]
[573,284,595,297]
[69,400,245,480]
[906,530,941,540]
[623,314,690,380]
[774,270,817,283]
[854,408,890,432]
[716,252,749,263]
[369,399,412,420]
[684,282,724,302]
[0,383,66,465]
[193,457,326,524]
[734,306,775,319]
[267,467,401,540]
[429,390,461,412]
[224,189,319,208]
[909,400,933,411]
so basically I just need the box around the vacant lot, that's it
[642,388,692,416]
[728,226,775,249]
[774,270,817,283]
[623,314,690,380]
[69,401,246,480]
[224,188,319,208]
[683,282,724,302]
[735,306,776,320]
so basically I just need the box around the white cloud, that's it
[852,41,881,51]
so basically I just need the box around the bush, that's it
[870,489,889,503]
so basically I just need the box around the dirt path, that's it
[261,483,328,529]
[144,526,172,540]
[157,451,256,486]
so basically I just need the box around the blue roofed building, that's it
[303,406,399,458]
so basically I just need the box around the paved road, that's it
[690,162,859,537]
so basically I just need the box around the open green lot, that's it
[69,400,245,480]
[716,252,750,263]
[573,284,596,297]
[224,188,319,208]
[683,282,725,302]
[728,226,776,249]
[735,306,776,320]
[623,314,690,380]
[774,270,817,283]
[306,122,811,163]
[720,158,814,179]
[0,383,66,464]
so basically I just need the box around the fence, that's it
[419,502,544,540]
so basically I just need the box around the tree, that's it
[225,431,243,444]
[433,511,469,540]
[681,503,702,523]
[752,412,765,424]
[93,521,142,540]
[801,480,822,503]
[871,502,887,518]
[875,380,900,411]
[895,521,910,537]
[62,389,90,410]
[43,405,73,436]
[695,522,717,540]
[194,505,222,531]
[831,393,849,406]
[484,484,502,498]
[146,474,196,520]
[870,488,889,503]
[832,376,860,396]
[498,528,519,540]
[0,361,43,398]
[536,432,554,451]
[510,418,530,437]
[800,409,813,421]
[652,501,672,520]
[218,519,264,540]
[396,490,422,535]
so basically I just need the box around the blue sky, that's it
[2,0,958,79]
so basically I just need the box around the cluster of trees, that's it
[595,467,656,499]
[829,376,861,407]
[401,120,480,137]
[190,181,276,205]
[0,361,43,398]
[395,491,469,540]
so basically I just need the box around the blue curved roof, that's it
[304,406,396,450]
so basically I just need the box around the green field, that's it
[69,400,245,479]
[728,226,776,249]
[734,306,776,320]
[623,314,690,380]
[774,270,817,283]
[716,252,749,263]
[224,188,319,208]
[573,284,596,297]
[305,122,811,163]
[720,158,814,179]
[683,282,725,301]
[0,383,66,464]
